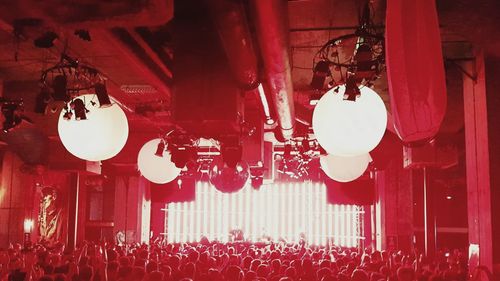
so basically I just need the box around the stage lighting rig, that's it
[164,132,197,169]
[0,99,32,132]
[275,139,319,180]
[34,32,58,48]
[311,0,384,92]
[343,76,361,101]
[38,54,108,114]
[250,161,265,190]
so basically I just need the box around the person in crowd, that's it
[0,239,470,281]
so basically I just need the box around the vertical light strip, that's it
[280,184,286,240]
[346,205,352,247]
[209,183,216,241]
[184,202,189,242]
[306,183,314,241]
[327,203,333,245]
[166,204,172,243]
[181,202,187,242]
[301,183,307,242]
[194,184,200,241]
[237,187,243,230]
[245,186,251,238]
[289,183,292,240]
[173,202,179,243]
[314,183,320,245]
[221,187,225,241]
[321,184,327,245]
[334,204,339,245]
[292,183,297,243]
[339,205,345,246]
[202,183,207,240]
[189,201,194,242]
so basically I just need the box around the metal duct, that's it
[251,0,296,140]
[209,0,259,89]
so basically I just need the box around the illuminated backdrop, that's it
[165,182,364,247]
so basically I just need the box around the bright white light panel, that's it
[165,182,364,247]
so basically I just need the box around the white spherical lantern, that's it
[320,153,372,182]
[137,138,181,184]
[312,85,387,156]
[58,94,129,161]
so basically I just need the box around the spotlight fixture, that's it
[1,100,31,132]
[34,87,51,114]
[221,136,243,168]
[251,176,263,190]
[302,138,311,152]
[71,98,88,120]
[354,44,376,74]
[162,133,197,169]
[309,92,323,106]
[74,29,91,41]
[170,146,193,169]
[222,144,243,169]
[95,83,112,107]
[310,60,331,90]
[343,76,361,101]
[137,138,181,184]
[34,31,58,48]
[283,143,292,158]
[155,140,166,157]
[2,103,22,132]
[250,161,265,190]
[62,104,73,120]
[52,75,69,102]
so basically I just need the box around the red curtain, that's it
[385,0,447,144]
[150,177,196,203]
[325,177,375,205]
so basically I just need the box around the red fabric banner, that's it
[385,0,447,144]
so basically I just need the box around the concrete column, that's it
[462,51,493,276]
[150,202,166,239]
[0,152,25,247]
[137,177,151,244]
[113,176,151,244]
[374,170,385,251]
[374,157,413,252]
[66,173,79,251]
[422,168,436,258]
[484,55,500,276]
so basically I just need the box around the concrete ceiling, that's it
[0,0,496,164]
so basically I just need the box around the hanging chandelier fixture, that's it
[311,1,385,94]
[40,54,106,100]
[40,54,130,162]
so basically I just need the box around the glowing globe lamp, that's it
[57,94,128,161]
[138,138,181,184]
[320,153,371,182]
[312,85,387,156]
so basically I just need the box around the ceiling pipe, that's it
[251,0,296,140]
[208,0,259,90]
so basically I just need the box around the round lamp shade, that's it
[58,94,129,161]
[209,160,249,193]
[312,85,387,156]
[138,138,181,184]
[320,153,372,182]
